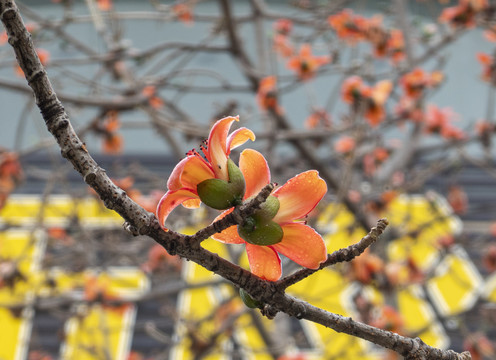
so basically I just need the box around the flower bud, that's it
[239,288,262,308]
[252,195,280,224]
[197,159,245,210]
[238,219,283,246]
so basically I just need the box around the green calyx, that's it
[239,288,262,309]
[237,195,283,246]
[197,159,246,210]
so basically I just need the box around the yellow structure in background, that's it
[0,194,122,227]
[0,230,45,360]
[0,191,493,359]
[0,195,148,360]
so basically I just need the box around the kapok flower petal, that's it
[167,156,214,191]
[211,209,245,244]
[300,43,312,57]
[207,116,239,180]
[239,149,270,199]
[272,223,327,270]
[182,198,201,209]
[227,127,255,152]
[156,189,198,228]
[273,170,327,223]
[246,243,281,281]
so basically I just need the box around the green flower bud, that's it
[252,195,280,225]
[197,159,245,210]
[238,219,283,246]
[226,158,245,196]
[239,288,262,309]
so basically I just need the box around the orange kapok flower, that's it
[156,116,255,228]
[447,185,468,214]
[363,80,392,126]
[341,75,364,104]
[211,149,327,281]
[484,25,496,42]
[328,9,367,43]
[401,68,432,99]
[305,109,331,129]
[101,111,123,154]
[273,34,294,58]
[257,76,281,113]
[363,147,389,175]
[273,19,293,36]
[142,244,182,273]
[438,0,488,29]
[370,305,404,334]
[142,85,164,109]
[386,29,406,63]
[363,15,389,57]
[0,151,23,210]
[334,136,356,154]
[84,275,130,313]
[286,44,331,80]
[424,105,465,140]
[483,244,496,273]
[96,0,112,11]
[477,52,496,84]
[172,3,194,25]
[464,332,495,360]
[351,250,384,285]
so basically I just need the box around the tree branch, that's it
[0,1,471,359]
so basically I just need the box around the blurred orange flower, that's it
[400,68,444,99]
[84,275,130,314]
[96,0,112,11]
[273,19,293,36]
[0,151,23,210]
[142,243,182,273]
[439,0,488,28]
[101,111,123,154]
[447,185,468,214]
[463,332,495,360]
[286,44,331,80]
[477,52,496,85]
[334,136,356,154]
[370,305,404,334]
[142,85,164,109]
[257,76,281,113]
[351,250,384,285]
[273,34,294,58]
[172,3,194,25]
[328,9,368,43]
[342,76,392,126]
[482,244,496,273]
[424,105,465,140]
[305,108,331,129]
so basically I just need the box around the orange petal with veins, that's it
[273,170,327,223]
[272,223,327,269]
[227,127,255,152]
[239,149,270,199]
[211,209,245,244]
[167,156,214,191]
[156,189,198,229]
[207,116,239,180]
[246,243,281,281]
